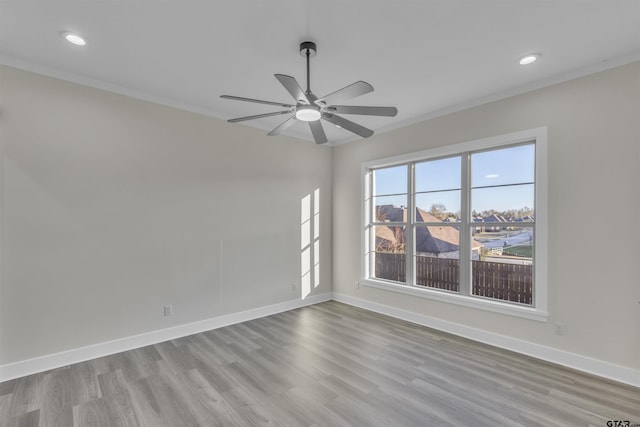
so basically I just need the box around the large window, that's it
[362,128,547,320]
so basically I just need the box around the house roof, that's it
[484,214,507,222]
[376,204,405,222]
[376,206,482,253]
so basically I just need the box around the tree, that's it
[429,203,447,220]
[375,226,406,253]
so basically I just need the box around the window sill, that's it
[360,278,548,322]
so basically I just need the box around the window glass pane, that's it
[472,226,533,305]
[471,184,534,221]
[416,191,461,222]
[373,197,407,222]
[415,224,460,292]
[373,225,406,254]
[415,224,460,258]
[373,225,406,283]
[415,156,461,192]
[471,144,534,187]
[373,165,407,196]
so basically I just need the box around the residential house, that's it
[375,205,483,259]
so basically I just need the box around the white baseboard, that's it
[332,292,640,388]
[0,293,332,382]
[3,291,638,389]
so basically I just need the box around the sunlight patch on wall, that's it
[301,194,312,299]
[313,188,320,288]
[301,189,321,299]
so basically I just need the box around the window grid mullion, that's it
[368,169,374,279]
[459,152,471,296]
[407,162,416,287]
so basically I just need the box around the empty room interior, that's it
[1,1,639,426]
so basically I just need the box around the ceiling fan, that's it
[221,41,398,144]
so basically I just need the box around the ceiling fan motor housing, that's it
[299,41,317,57]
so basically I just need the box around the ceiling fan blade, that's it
[274,74,309,104]
[268,115,296,136]
[227,110,292,123]
[221,95,294,108]
[328,105,398,117]
[317,81,373,106]
[323,113,374,138]
[309,120,328,144]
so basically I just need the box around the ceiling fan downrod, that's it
[299,41,316,96]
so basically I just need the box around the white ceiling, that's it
[1,1,639,145]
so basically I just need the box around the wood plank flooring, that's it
[1,301,638,426]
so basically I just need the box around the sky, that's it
[373,144,535,214]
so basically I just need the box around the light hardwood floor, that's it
[1,301,639,426]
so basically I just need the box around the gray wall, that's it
[332,61,640,370]
[0,66,332,364]
[2,61,639,374]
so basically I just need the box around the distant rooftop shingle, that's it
[375,205,481,253]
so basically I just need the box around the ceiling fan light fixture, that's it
[295,106,321,122]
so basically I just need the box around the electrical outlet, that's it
[164,304,173,317]
[554,321,565,336]
[355,280,360,289]
[291,283,296,292]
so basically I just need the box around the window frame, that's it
[361,127,548,322]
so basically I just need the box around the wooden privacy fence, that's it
[416,257,459,292]
[374,252,533,304]
[374,252,406,283]
[471,260,532,305]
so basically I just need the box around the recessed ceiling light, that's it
[519,54,539,65]
[62,32,86,46]
[486,174,500,179]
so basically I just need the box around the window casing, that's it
[361,128,547,321]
